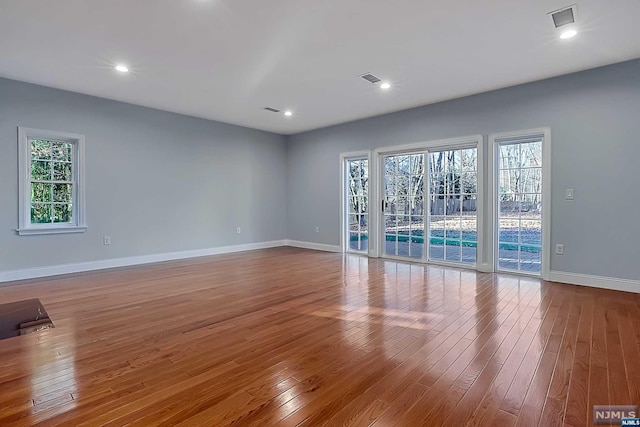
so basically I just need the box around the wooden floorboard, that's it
[0,247,638,426]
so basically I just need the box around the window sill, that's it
[17,226,88,236]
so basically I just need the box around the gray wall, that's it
[287,59,640,281]
[3,60,639,281]
[0,78,287,271]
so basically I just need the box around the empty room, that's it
[1,0,639,426]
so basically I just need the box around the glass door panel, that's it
[345,158,368,253]
[427,148,478,264]
[383,153,424,259]
[497,140,542,274]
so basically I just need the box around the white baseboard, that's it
[2,242,636,295]
[0,240,287,284]
[549,271,640,293]
[285,240,342,253]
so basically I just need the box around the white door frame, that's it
[488,127,551,280]
[372,135,484,270]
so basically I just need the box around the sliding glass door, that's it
[342,131,547,277]
[380,145,478,266]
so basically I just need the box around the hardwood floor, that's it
[0,247,638,426]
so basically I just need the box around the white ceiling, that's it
[1,0,639,135]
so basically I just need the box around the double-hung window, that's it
[17,127,86,235]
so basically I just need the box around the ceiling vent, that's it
[360,73,381,84]
[548,5,577,28]
[264,107,280,113]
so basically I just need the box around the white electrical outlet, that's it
[555,244,564,255]
[315,226,320,233]
[103,235,111,246]
[236,227,241,234]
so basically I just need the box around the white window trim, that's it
[340,150,372,255]
[17,127,87,236]
[488,127,551,280]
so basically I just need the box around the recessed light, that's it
[380,82,391,90]
[114,64,129,73]
[284,110,293,117]
[560,29,577,39]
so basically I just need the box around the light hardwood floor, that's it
[0,247,638,426]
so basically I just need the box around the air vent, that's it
[360,73,381,84]
[264,107,280,113]
[548,5,577,28]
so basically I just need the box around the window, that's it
[18,127,86,235]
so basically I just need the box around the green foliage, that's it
[29,139,74,224]
[31,204,51,224]
[30,203,72,224]
[52,204,72,222]
[31,139,51,160]
[31,160,50,180]
[53,162,72,180]
[31,183,52,202]
[53,184,72,202]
